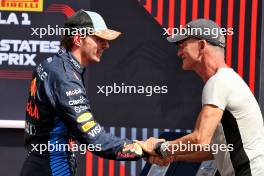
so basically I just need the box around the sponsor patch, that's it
[88,125,101,137]
[122,143,143,155]
[30,78,36,98]
[26,100,39,120]
[81,120,96,132]
[36,64,47,80]
[77,112,93,123]
[0,0,43,12]
[66,88,82,97]
[117,143,143,158]
[25,121,36,135]
[74,105,89,113]
[70,58,80,69]
[68,96,86,106]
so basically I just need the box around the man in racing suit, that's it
[21,10,158,176]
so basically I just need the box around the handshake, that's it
[120,136,213,164]
[134,137,175,166]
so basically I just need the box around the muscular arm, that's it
[166,105,223,156]
[146,150,214,166]
[173,151,214,162]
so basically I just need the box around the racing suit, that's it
[21,48,144,176]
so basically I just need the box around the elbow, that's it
[193,131,211,146]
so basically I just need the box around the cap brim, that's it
[94,29,121,40]
[167,34,188,43]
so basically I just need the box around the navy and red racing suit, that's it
[21,48,144,176]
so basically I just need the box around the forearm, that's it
[165,105,223,156]
[166,132,200,155]
[173,151,213,162]
[80,128,143,161]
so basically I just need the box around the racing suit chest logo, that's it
[26,100,39,120]
[68,96,86,106]
[66,89,82,97]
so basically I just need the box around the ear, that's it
[199,40,206,49]
[199,40,207,54]
[73,35,82,47]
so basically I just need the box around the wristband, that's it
[154,141,169,158]
[154,141,163,156]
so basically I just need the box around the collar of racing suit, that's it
[57,48,85,75]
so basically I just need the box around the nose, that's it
[177,49,183,57]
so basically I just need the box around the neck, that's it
[194,57,228,83]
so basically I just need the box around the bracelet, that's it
[160,142,170,158]
[154,142,163,156]
[154,141,169,158]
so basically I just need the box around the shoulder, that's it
[36,53,75,82]
[202,68,235,109]
[203,68,234,92]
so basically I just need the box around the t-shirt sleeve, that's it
[202,76,230,110]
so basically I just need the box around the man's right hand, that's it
[134,137,165,156]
